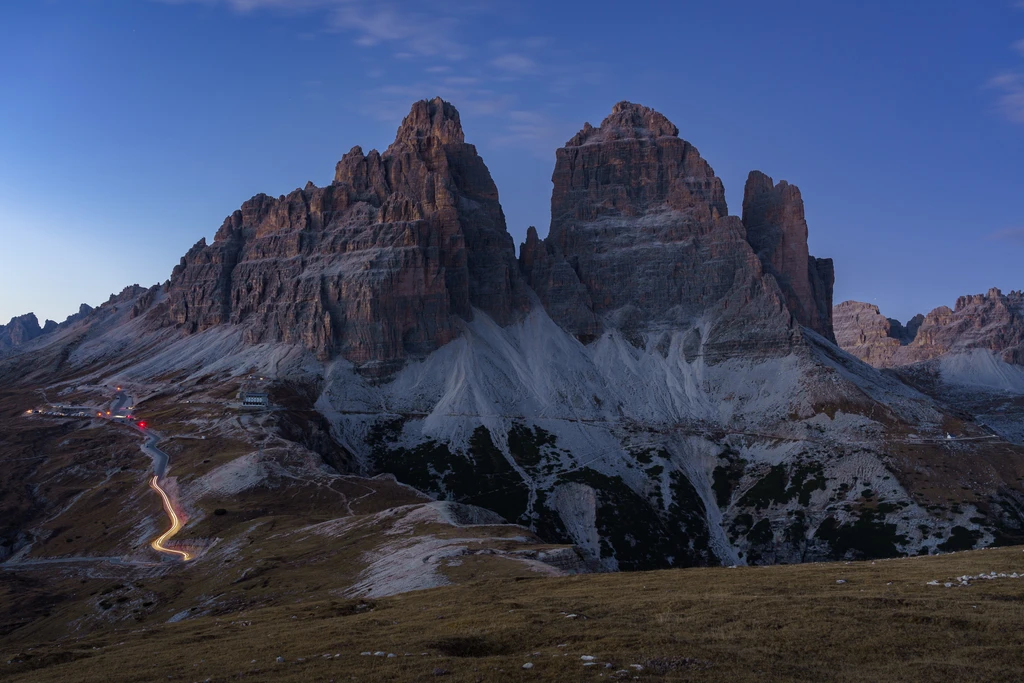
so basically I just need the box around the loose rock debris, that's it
[927,571,1022,588]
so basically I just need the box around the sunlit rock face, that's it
[835,289,1024,368]
[165,98,839,370]
[519,101,833,360]
[165,97,527,371]
[832,301,907,368]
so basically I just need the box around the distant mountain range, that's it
[0,304,92,354]
[834,290,1024,370]
[2,98,1022,572]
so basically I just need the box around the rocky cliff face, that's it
[166,100,836,369]
[6,98,1022,575]
[742,171,835,342]
[889,314,924,345]
[835,289,1024,368]
[0,303,95,356]
[833,301,907,367]
[53,303,94,328]
[164,97,526,371]
[912,288,1024,365]
[0,313,49,354]
[520,101,831,359]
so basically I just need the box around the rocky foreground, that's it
[4,545,1024,682]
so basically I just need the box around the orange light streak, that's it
[148,475,192,561]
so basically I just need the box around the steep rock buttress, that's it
[164,97,527,371]
[519,101,834,360]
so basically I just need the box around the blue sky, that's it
[1,0,1022,325]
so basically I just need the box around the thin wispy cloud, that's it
[329,4,465,59]
[443,76,481,87]
[157,0,470,59]
[490,110,576,159]
[991,31,1024,124]
[986,227,1024,244]
[156,0,601,156]
[490,53,537,75]
[989,71,1024,123]
[157,0,333,12]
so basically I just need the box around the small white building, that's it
[240,391,269,407]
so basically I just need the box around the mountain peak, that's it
[0,312,46,353]
[169,96,525,370]
[569,101,679,146]
[388,97,465,151]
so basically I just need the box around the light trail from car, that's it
[148,475,192,561]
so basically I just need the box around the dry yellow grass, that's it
[4,545,1024,682]
[4,379,1024,682]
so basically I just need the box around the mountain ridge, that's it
[835,288,1024,369]
[1,98,1022,577]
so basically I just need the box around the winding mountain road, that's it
[109,391,191,561]
[2,399,191,568]
[109,391,169,476]
[97,390,190,562]
[141,431,169,478]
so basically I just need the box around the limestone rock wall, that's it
[742,171,835,341]
[0,302,96,357]
[0,313,49,353]
[833,301,904,367]
[164,98,838,370]
[834,289,1024,368]
[165,97,527,370]
[520,101,832,360]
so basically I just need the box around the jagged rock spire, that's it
[742,171,835,342]
[166,98,525,372]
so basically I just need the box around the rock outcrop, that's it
[519,101,831,359]
[0,313,49,354]
[742,171,835,342]
[0,302,95,357]
[832,301,907,367]
[67,303,94,324]
[835,289,1024,368]
[888,314,924,345]
[164,97,527,371]
[911,289,1024,364]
